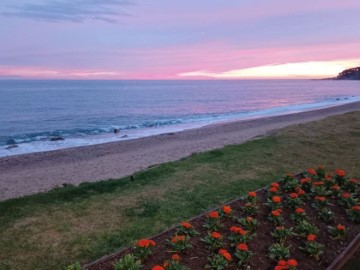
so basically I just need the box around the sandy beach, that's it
[1,101,360,201]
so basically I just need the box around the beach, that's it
[1,101,360,201]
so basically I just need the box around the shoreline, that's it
[1,101,360,201]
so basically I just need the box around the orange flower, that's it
[180,221,192,229]
[269,187,278,193]
[138,239,150,248]
[312,181,324,186]
[222,252,232,261]
[152,266,165,270]
[300,177,311,184]
[336,224,345,231]
[336,169,346,177]
[238,228,247,236]
[219,249,232,261]
[271,182,280,188]
[315,196,326,202]
[307,168,316,175]
[289,193,298,198]
[171,253,180,260]
[332,184,340,190]
[350,179,358,184]
[295,208,305,214]
[342,193,351,199]
[325,174,333,181]
[230,226,242,233]
[211,232,221,239]
[246,216,253,222]
[271,210,281,217]
[171,235,185,243]
[272,196,281,203]
[223,205,232,214]
[236,243,248,251]
[209,211,219,219]
[275,266,285,270]
[277,260,287,266]
[163,261,169,268]
[149,240,156,246]
[248,191,256,197]
[297,189,305,195]
[351,205,360,211]
[307,234,317,241]
[287,259,298,267]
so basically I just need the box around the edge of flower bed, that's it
[326,232,360,270]
[83,184,270,269]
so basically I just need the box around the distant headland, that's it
[335,66,360,80]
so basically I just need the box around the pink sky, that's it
[0,0,359,79]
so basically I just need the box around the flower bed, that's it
[81,166,360,270]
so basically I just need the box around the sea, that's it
[0,79,359,157]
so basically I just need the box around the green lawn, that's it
[0,111,360,270]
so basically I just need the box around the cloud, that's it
[2,0,134,23]
[178,59,360,79]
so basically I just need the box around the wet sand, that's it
[1,101,360,201]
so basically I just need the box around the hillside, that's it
[336,66,360,80]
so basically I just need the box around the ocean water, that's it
[0,80,359,157]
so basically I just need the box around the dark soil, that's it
[86,175,360,270]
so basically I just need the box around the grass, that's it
[0,111,360,270]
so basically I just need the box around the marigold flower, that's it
[272,196,281,203]
[289,193,298,198]
[180,221,192,229]
[152,266,165,270]
[336,169,346,177]
[219,249,232,260]
[307,234,317,241]
[307,168,316,175]
[315,196,326,202]
[138,239,150,248]
[325,174,333,181]
[171,235,185,243]
[312,181,324,186]
[332,184,340,190]
[271,210,281,217]
[295,208,305,214]
[342,193,351,199]
[271,182,280,188]
[275,266,284,270]
[171,253,180,260]
[277,260,287,266]
[149,240,156,246]
[209,211,219,219]
[300,177,311,184]
[222,252,232,261]
[236,243,248,251]
[248,191,256,197]
[351,205,360,211]
[223,205,232,214]
[287,259,298,267]
[269,187,278,193]
[230,226,241,233]
[336,224,346,231]
[163,261,169,268]
[246,216,253,222]
[297,189,305,195]
[211,232,221,239]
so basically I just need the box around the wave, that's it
[1,95,359,156]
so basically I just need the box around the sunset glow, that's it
[0,0,360,79]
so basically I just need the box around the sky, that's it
[0,0,360,80]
